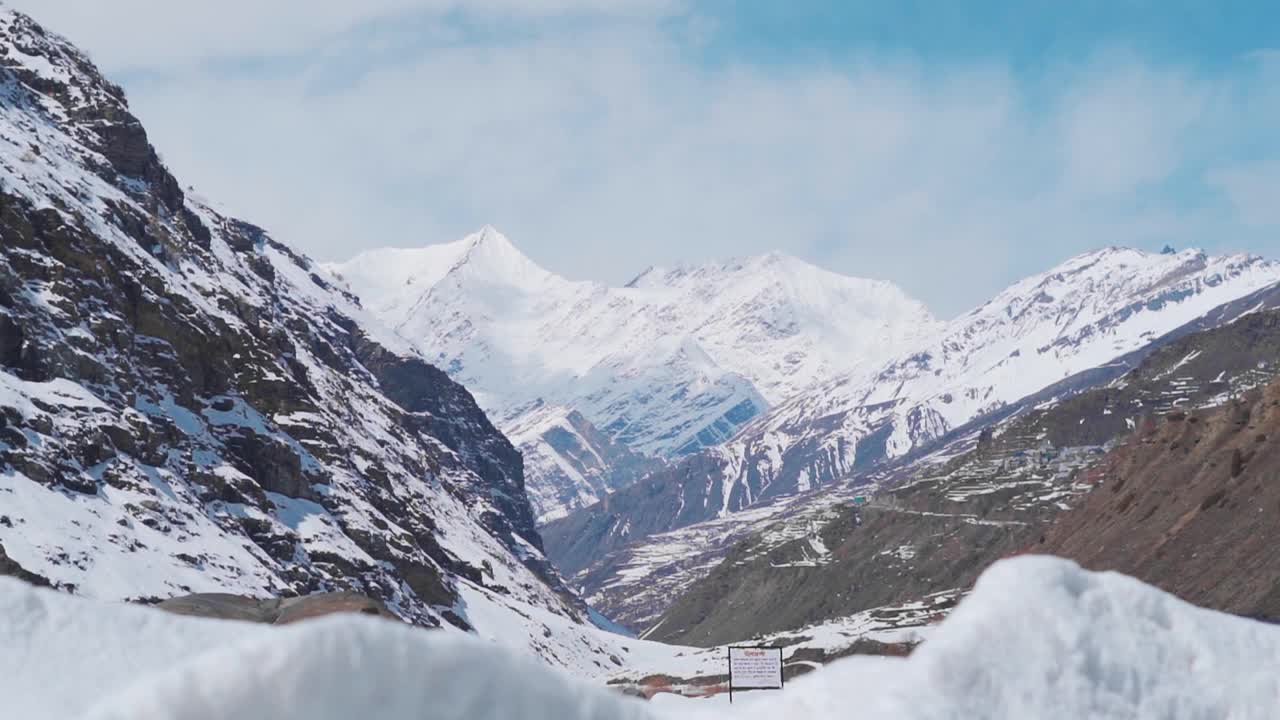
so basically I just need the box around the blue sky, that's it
[9,0,1280,317]
[702,1,1280,68]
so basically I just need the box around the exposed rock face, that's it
[1038,378,1280,617]
[0,7,585,644]
[638,309,1280,644]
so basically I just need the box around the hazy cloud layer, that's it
[9,1,1279,316]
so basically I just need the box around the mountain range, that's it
[641,305,1280,644]
[328,228,938,522]
[542,246,1280,579]
[6,0,1280,697]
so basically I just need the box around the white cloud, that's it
[1054,61,1205,196]
[4,0,681,68]
[5,1,1277,317]
[1209,162,1280,228]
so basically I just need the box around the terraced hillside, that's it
[1038,377,1280,617]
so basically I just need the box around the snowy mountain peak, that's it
[323,226,556,319]
[0,9,84,77]
[626,250,932,317]
[331,231,939,521]
[450,225,555,288]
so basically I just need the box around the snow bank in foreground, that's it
[85,618,649,720]
[672,555,1280,719]
[5,556,1280,719]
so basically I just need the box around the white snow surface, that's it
[327,228,939,521]
[7,556,1280,719]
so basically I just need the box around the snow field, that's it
[7,555,1280,719]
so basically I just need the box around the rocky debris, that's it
[603,589,952,699]
[156,590,399,624]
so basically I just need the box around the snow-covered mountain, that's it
[0,5,627,670]
[735,246,1280,471]
[329,228,938,522]
[545,246,1280,576]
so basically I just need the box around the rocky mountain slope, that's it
[640,308,1280,644]
[329,229,938,523]
[545,248,1280,577]
[1037,375,1280,617]
[0,5,635,673]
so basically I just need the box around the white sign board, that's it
[728,646,783,690]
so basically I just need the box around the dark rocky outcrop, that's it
[355,338,538,552]
[0,542,51,587]
[544,453,729,576]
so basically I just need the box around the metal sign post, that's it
[727,646,784,704]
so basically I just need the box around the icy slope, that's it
[329,230,938,522]
[0,3,615,669]
[9,557,1280,719]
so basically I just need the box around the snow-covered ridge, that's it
[328,229,939,522]
[505,404,662,524]
[750,245,1280,456]
[733,246,1280,481]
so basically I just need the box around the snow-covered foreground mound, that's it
[5,556,1280,719]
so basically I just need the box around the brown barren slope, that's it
[1039,378,1280,617]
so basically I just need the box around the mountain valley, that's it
[3,4,1280,716]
